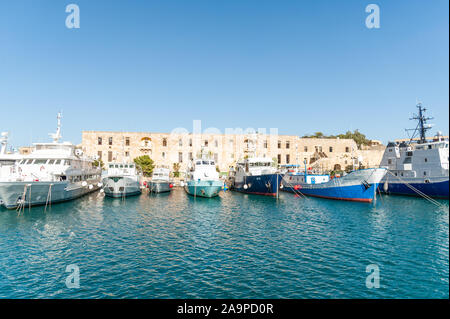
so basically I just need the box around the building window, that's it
[423,171,427,176]
[424,158,428,162]
[345,147,350,152]
[315,146,322,152]
[204,140,208,147]
[286,141,290,149]
[125,151,129,157]
[97,151,102,159]
[286,154,290,164]
[229,139,234,147]
[125,137,130,146]
[108,137,113,146]
[178,152,183,163]
[264,140,268,148]
[214,153,218,162]
[189,152,193,161]
[179,139,183,147]
[189,139,192,147]
[108,151,112,162]
[278,141,281,148]
[162,152,166,159]
[388,159,392,164]
[215,140,218,148]
[162,138,167,147]
[304,146,308,152]
[277,154,281,164]
[98,137,102,145]
[329,146,333,152]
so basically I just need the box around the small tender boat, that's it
[148,166,172,193]
[184,156,222,198]
[102,162,142,198]
[281,166,387,203]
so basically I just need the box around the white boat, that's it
[148,166,172,193]
[184,154,222,198]
[379,103,449,198]
[0,113,102,209]
[102,162,142,198]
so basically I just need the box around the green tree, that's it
[133,155,154,177]
[93,159,104,169]
[173,163,181,178]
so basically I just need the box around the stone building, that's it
[81,131,385,173]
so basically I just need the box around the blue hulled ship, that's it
[378,103,449,199]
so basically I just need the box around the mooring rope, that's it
[386,171,446,209]
[280,174,309,199]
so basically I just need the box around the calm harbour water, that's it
[0,188,448,299]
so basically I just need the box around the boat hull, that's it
[282,168,387,202]
[378,176,449,199]
[148,180,172,193]
[184,180,222,198]
[0,181,100,209]
[102,176,141,198]
[233,174,280,196]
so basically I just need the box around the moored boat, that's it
[231,157,280,196]
[281,166,387,202]
[148,166,172,193]
[0,113,102,209]
[102,162,142,198]
[378,103,449,199]
[184,156,222,198]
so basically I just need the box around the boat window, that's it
[34,159,47,165]
[115,164,119,168]
[109,164,114,168]
[210,161,215,165]
[196,161,202,165]
[26,159,34,164]
[202,161,208,165]
[403,157,412,164]
[124,165,128,168]
[66,160,71,166]
[120,164,124,168]
[55,160,61,165]
[406,151,413,156]
[48,159,55,165]
[129,164,134,168]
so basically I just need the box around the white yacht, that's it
[102,162,142,198]
[148,166,172,193]
[0,113,102,209]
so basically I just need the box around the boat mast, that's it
[0,132,9,155]
[406,102,434,144]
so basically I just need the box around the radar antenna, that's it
[49,112,63,143]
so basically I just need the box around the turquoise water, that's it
[0,189,448,299]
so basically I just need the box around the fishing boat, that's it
[148,166,172,193]
[184,154,222,198]
[0,113,102,209]
[102,162,142,198]
[232,157,280,196]
[281,161,387,202]
[378,103,449,198]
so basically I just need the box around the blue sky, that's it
[0,0,448,147]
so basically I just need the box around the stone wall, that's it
[81,131,385,173]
